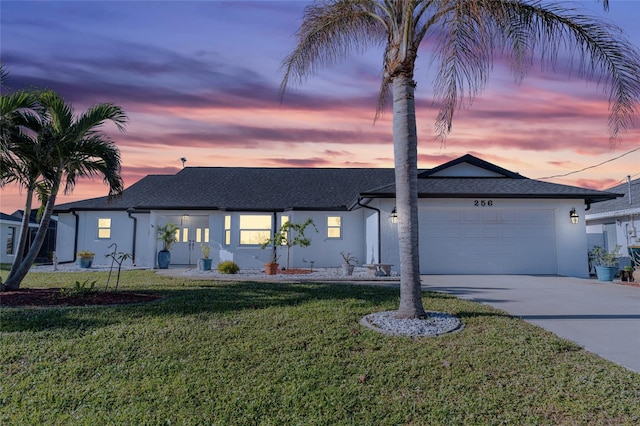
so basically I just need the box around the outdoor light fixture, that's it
[181,214,190,225]
[390,207,398,224]
[570,208,579,224]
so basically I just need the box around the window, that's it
[327,216,342,239]
[6,226,15,255]
[195,227,209,243]
[280,215,289,245]
[224,215,231,245]
[239,214,272,245]
[98,218,111,239]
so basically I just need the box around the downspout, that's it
[357,197,381,263]
[72,210,79,263]
[127,209,137,266]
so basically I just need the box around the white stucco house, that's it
[52,154,621,278]
[586,176,640,268]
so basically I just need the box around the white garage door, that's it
[419,209,557,274]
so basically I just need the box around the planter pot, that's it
[264,263,279,275]
[595,265,618,282]
[342,264,355,276]
[158,250,171,269]
[200,258,212,271]
[77,257,94,268]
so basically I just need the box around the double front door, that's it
[171,216,210,265]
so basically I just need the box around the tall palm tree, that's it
[2,91,128,290]
[281,0,640,318]
[0,68,43,282]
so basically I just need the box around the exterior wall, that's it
[75,211,136,266]
[146,209,367,270]
[55,213,76,262]
[55,211,137,266]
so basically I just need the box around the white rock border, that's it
[360,310,463,337]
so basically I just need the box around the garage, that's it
[419,208,558,274]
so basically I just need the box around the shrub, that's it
[217,261,239,274]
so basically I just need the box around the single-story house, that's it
[586,176,640,268]
[53,154,621,278]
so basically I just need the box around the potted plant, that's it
[200,243,212,271]
[621,265,635,282]
[340,251,358,276]
[261,218,317,274]
[77,250,95,268]
[157,222,178,269]
[589,245,621,282]
[263,248,280,275]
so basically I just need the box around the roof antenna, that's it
[180,157,187,168]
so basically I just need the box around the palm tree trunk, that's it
[7,184,35,281]
[3,180,59,290]
[392,74,426,319]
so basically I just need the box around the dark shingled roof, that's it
[53,156,622,212]
[0,213,22,222]
[361,178,621,204]
[54,168,398,212]
[586,177,640,214]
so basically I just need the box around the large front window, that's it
[239,215,272,245]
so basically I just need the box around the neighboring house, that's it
[0,213,22,264]
[53,154,620,278]
[585,176,640,268]
[0,211,58,265]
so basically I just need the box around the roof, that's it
[585,177,640,215]
[53,155,621,212]
[0,213,22,222]
[362,155,621,205]
[54,168,397,212]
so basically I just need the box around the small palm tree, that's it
[281,0,640,318]
[2,90,127,290]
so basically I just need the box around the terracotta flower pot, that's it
[264,263,279,275]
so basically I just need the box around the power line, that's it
[536,147,640,180]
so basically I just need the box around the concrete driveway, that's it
[423,275,640,374]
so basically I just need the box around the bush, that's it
[217,261,239,274]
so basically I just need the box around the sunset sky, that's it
[1,0,639,214]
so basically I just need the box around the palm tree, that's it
[0,68,43,282]
[2,91,128,290]
[281,0,640,318]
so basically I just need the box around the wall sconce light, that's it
[569,208,579,224]
[181,214,190,225]
[390,207,398,224]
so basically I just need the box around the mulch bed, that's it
[615,280,640,288]
[0,288,162,308]
[279,268,313,275]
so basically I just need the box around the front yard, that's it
[1,270,639,424]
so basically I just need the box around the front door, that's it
[172,216,210,265]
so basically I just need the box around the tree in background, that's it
[280,0,640,318]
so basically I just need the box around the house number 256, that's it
[474,200,493,207]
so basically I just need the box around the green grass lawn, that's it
[1,270,639,425]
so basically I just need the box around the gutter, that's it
[72,210,79,262]
[127,209,138,265]
[356,197,381,263]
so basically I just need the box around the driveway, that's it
[423,275,640,374]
